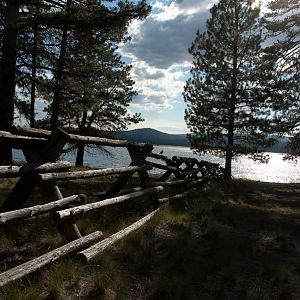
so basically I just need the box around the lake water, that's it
[13,145,300,183]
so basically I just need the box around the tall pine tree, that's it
[263,0,300,156]
[40,25,142,166]
[184,0,272,179]
[36,0,149,165]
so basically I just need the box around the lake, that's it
[13,145,300,183]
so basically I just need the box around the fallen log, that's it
[93,186,143,197]
[0,161,71,178]
[0,194,86,224]
[78,208,160,262]
[148,152,173,163]
[0,231,103,288]
[0,131,47,149]
[180,168,201,177]
[12,126,147,148]
[39,165,151,182]
[186,178,207,188]
[172,156,198,164]
[11,126,52,138]
[144,161,178,172]
[69,133,147,148]
[159,188,197,203]
[56,186,164,219]
[145,178,191,187]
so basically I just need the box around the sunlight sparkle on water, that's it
[234,152,300,183]
[13,147,300,183]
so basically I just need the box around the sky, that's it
[120,0,269,134]
[27,0,269,134]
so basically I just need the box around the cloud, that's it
[122,0,272,132]
[132,92,174,111]
[175,0,215,11]
[121,11,209,69]
[120,0,217,69]
[134,67,165,80]
[129,60,188,111]
[118,0,216,121]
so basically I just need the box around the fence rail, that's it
[0,127,224,287]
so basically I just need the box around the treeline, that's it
[184,0,299,179]
[0,0,150,165]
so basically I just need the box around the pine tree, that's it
[0,0,68,162]
[35,0,149,166]
[263,0,300,156]
[0,0,19,163]
[0,0,150,164]
[41,27,142,166]
[184,0,272,179]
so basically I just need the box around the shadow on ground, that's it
[0,179,300,300]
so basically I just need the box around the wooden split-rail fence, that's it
[0,126,224,288]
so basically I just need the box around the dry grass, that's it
[0,178,300,299]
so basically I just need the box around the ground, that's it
[0,177,299,299]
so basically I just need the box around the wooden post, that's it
[128,144,161,208]
[104,144,153,198]
[158,159,183,182]
[144,161,179,172]
[0,129,69,211]
[39,182,83,241]
[0,231,103,288]
[180,159,197,179]
[0,131,47,150]
[0,173,39,212]
[0,128,82,241]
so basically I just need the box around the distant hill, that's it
[117,128,190,146]
[116,128,291,153]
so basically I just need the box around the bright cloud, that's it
[120,0,270,133]
[120,0,213,69]
[117,0,217,131]
[130,61,186,112]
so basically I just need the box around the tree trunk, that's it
[75,143,85,167]
[75,111,88,167]
[30,25,38,128]
[0,0,19,164]
[224,147,232,180]
[50,0,72,130]
[224,0,238,181]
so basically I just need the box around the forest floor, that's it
[0,176,299,300]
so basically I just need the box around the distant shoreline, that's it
[117,128,290,154]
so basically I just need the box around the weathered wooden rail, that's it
[0,127,224,288]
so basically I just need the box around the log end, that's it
[77,251,89,263]
[79,194,88,203]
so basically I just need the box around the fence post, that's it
[104,144,157,206]
[0,128,82,241]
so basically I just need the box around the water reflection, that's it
[234,153,299,183]
[13,146,299,183]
